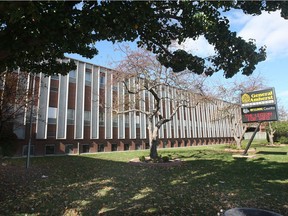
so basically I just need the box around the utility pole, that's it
[26,74,35,169]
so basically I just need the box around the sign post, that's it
[240,88,278,155]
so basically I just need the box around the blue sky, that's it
[66,9,288,110]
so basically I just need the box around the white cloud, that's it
[237,11,288,59]
[172,36,215,58]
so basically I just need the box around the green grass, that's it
[1,143,287,216]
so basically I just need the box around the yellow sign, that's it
[241,88,276,107]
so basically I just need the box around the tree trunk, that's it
[268,122,275,145]
[235,137,242,149]
[150,139,158,159]
[268,133,274,145]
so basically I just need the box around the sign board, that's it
[240,88,278,123]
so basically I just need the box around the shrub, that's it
[162,156,170,163]
[266,121,288,143]
[139,155,146,162]
[279,136,288,144]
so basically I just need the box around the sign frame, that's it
[240,87,278,123]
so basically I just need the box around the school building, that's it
[11,58,241,156]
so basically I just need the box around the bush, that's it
[266,121,288,143]
[162,156,170,163]
[279,136,288,144]
[139,155,146,162]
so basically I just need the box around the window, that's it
[69,70,76,78]
[98,144,105,152]
[125,113,129,128]
[113,113,118,127]
[136,143,141,150]
[84,111,91,126]
[48,107,57,124]
[111,143,117,151]
[23,145,35,156]
[69,70,76,83]
[99,112,104,126]
[65,144,74,154]
[124,143,130,151]
[51,74,59,80]
[45,145,55,155]
[67,109,75,125]
[100,76,105,87]
[82,144,90,153]
[85,70,92,86]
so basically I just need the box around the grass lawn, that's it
[0,143,287,216]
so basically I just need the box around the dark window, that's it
[45,145,55,155]
[65,144,73,154]
[124,143,130,151]
[82,144,90,153]
[98,144,105,152]
[48,118,57,124]
[136,143,141,150]
[23,145,35,156]
[111,143,117,151]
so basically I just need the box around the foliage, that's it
[267,121,288,143]
[279,136,288,144]
[1,144,287,215]
[161,155,170,163]
[139,155,146,162]
[1,1,287,76]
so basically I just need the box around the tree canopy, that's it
[1,1,287,77]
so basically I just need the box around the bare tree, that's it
[211,74,266,149]
[0,70,35,155]
[111,48,208,159]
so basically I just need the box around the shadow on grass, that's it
[0,153,287,216]
[257,151,287,155]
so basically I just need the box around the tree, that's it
[211,74,266,149]
[266,122,276,145]
[266,105,288,145]
[111,48,208,159]
[1,1,287,76]
[0,70,34,156]
[266,121,288,144]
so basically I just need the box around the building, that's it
[11,58,240,156]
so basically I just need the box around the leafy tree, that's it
[266,106,288,145]
[111,48,208,159]
[267,121,288,144]
[1,1,287,76]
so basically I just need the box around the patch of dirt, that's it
[129,157,183,167]
[224,148,256,153]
